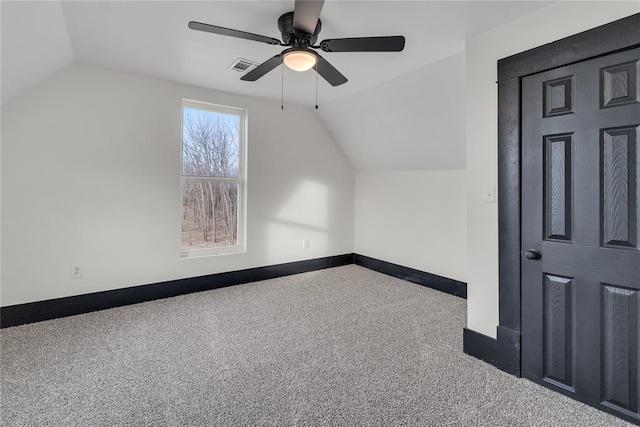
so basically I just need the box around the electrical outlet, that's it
[71,264,83,278]
[302,239,310,249]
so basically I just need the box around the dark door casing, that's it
[496,12,640,425]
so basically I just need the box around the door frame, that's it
[496,13,640,377]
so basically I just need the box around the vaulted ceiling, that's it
[2,1,553,171]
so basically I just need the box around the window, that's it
[181,99,246,256]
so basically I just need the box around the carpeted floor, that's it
[0,265,633,426]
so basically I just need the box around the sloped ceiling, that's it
[1,0,73,105]
[1,0,554,171]
[317,53,466,171]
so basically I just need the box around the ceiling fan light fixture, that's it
[283,49,317,72]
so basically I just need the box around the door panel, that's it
[544,134,573,241]
[543,274,575,391]
[602,285,639,415]
[602,125,638,249]
[522,47,640,424]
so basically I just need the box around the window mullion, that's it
[182,176,241,184]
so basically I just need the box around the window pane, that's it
[182,180,238,251]
[182,107,239,178]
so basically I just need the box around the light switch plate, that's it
[483,185,496,203]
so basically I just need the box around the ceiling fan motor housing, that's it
[278,11,322,46]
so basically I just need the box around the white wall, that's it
[345,53,468,285]
[355,170,466,282]
[465,2,640,338]
[1,64,354,306]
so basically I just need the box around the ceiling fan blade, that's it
[319,36,405,52]
[241,55,283,81]
[315,54,347,87]
[188,21,281,45]
[293,0,324,34]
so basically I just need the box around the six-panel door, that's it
[522,47,640,424]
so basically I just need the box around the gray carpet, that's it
[0,265,632,426]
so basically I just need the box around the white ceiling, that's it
[1,0,73,105]
[2,1,552,107]
[317,52,467,171]
[2,0,559,172]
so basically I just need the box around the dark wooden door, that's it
[522,47,640,424]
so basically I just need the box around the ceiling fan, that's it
[188,0,405,87]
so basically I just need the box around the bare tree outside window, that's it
[181,103,244,253]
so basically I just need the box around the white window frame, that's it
[180,99,247,258]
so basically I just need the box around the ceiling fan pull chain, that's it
[315,63,319,110]
[281,64,284,110]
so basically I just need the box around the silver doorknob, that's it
[524,249,542,260]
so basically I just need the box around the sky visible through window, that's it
[182,107,240,178]
[183,107,238,128]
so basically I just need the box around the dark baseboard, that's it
[2,253,467,329]
[0,253,354,328]
[463,328,497,366]
[354,254,467,298]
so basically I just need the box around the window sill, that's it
[180,246,246,259]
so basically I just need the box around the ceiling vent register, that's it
[228,58,259,73]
